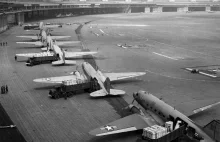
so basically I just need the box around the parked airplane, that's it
[15,44,96,65]
[16,32,79,49]
[89,90,219,142]
[23,22,62,31]
[33,62,146,97]
[17,28,71,41]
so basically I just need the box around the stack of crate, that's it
[142,125,168,139]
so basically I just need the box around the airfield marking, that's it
[185,68,217,78]
[145,69,220,82]
[91,24,149,27]
[153,52,178,60]
[99,29,108,35]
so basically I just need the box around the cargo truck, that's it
[48,78,100,99]
[26,55,58,66]
[137,124,186,142]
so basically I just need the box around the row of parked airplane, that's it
[16,22,97,65]
[17,21,218,142]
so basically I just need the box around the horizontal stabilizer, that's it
[64,60,76,65]
[52,60,76,65]
[90,89,107,97]
[110,89,126,95]
[90,89,125,97]
[52,60,65,65]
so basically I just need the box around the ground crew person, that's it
[0,42,2,46]
[1,86,3,94]
[14,56,17,61]
[1,86,5,94]
[5,85,8,93]
[3,42,5,46]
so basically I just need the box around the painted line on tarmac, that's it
[153,52,178,60]
[99,29,108,35]
[92,24,149,27]
[185,68,217,78]
[145,69,220,82]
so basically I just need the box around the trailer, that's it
[137,125,186,142]
[49,78,100,99]
[26,55,58,66]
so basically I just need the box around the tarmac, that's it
[0,12,220,142]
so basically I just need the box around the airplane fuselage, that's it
[82,62,108,94]
[134,91,215,142]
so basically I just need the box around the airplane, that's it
[89,90,219,142]
[56,14,63,18]
[15,44,96,66]
[16,31,79,49]
[23,22,62,31]
[185,68,217,78]
[33,62,146,97]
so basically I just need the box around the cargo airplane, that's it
[23,22,62,31]
[16,30,79,49]
[33,62,146,97]
[15,44,96,65]
[89,90,219,142]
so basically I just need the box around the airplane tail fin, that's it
[39,22,43,29]
[104,77,111,94]
[103,77,126,95]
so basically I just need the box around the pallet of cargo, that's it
[137,125,186,142]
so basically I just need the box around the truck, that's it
[137,124,186,142]
[26,55,58,66]
[48,78,100,99]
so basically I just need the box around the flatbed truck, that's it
[26,55,58,66]
[49,78,100,99]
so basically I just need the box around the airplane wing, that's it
[56,41,81,46]
[16,36,39,40]
[50,36,71,40]
[104,72,146,81]
[174,99,220,117]
[89,113,157,136]
[16,41,44,46]
[16,53,38,57]
[33,75,77,84]
[64,51,97,58]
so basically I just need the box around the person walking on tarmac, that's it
[1,86,3,94]
[1,86,5,94]
[5,85,8,93]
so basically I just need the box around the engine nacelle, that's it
[129,104,144,115]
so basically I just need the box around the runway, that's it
[0,12,220,142]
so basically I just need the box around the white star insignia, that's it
[100,125,117,131]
